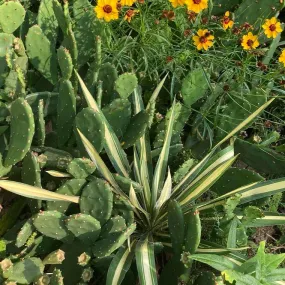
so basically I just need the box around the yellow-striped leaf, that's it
[135,236,158,285]
[0,180,79,203]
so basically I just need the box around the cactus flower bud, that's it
[81,267,93,282]
[78,252,91,266]
[0,258,13,278]
[43,249,65,265]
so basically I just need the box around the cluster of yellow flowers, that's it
[94,0,139,22]
[170,0,208,13]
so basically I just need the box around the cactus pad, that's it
[57,79,76,146]
[0,1,25,34]
[75,107,104,153]
[4,99,35,167]
[181,68,209,107]
[98,63,118,104]
[100,215,126,239]
[80,178,113,225]
[67,158,96,179]
[121,110,151,149]
[33,211,73,242]
[102,98,131,138]
[16,219,34,248]
[112,196,134,226]
[26,25,58,85]
[92,223,136,258]
[66,214,101,245]
[47,179,86,213]
[7,258,44,284]
[115,73,138,99]
[57,46,73,80]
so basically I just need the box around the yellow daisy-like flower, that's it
[193,29,214,51]
[185,0,208,14]
[262,17,283,39]
[279,50,285,67]
[223,11,234,30]
[124,9,139,22]
[94,0,119,22]
[120,0,136,6]
[241,32,259,50]
[169,0,185,8]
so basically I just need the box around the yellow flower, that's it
[222,11,234,30]
[169,0,185,8]
[241,32,259,50]
[120,0,136,6]
[124,9,139,22]
[185,0,208,13]
[279,50,285,67]
[262,17,283,39]
[94,0,119,22]
[193,29,214,51]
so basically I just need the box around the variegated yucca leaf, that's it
[0,180,79,203]
[75,70,131,178]
[155,169,172,211]
[132,87,152,207]
[198,177,285,210]
[173,98,275,195]
[237,214,285,227]
[178,156,238,207]
[152,99,176,208]
[135,236,158,285]
[77,129,126,197]
[106,242,136,285]
[187,254,241,271]
[46,170,72,178]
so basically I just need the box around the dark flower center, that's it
[193,0,201,4]
[247,39,254,47]
[200,36,208,43]
[269,24,276,31]
[103,5,112,13]
[224,17,230,24]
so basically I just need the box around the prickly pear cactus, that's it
[75,107,105,153]
[181,68,209,108]
[92,223,136,258]
[216,88,267,140]
[115,73,138,99]
[33,211,73,242]
[98,63,118,104]
[38,0,59,47]
[15,219,34,248]
[67,158,96,179]
[6,258,44,284]
[57,46,73,80]
[235,0,285,29]
[102,98,131,138]
[47,179,86,213]
[121,110,151,149]
[80,178,113,225]
[26,25,58,85]
[57,79,76,147]
[66,214,101,245]
[0,1,26,34]
[4,98,35,167]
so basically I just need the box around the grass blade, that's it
[0,180,79,203]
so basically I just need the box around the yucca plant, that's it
[1,74,285,285]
